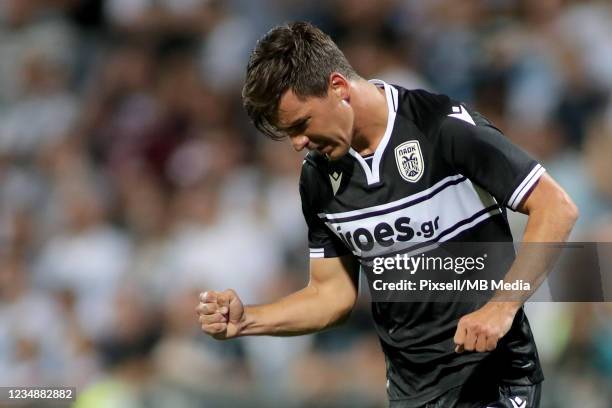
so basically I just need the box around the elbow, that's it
[567,201,579,227]
[523,174,579,237]
[548,192,579,240]
[306,282,357,331]
[322,295,356,330]
[560,194,579,229]
[334,302,357,327]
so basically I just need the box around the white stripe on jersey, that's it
[508,164,546,210]
[309,248,325,258]
[319,177,502,258]
[317,174,466,221]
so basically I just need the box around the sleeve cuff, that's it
[309,248,325,258]
[309,246,350,259]
[507,164,546,210]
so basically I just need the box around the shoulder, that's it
[395,86,495,135]
[303,150,328,169]
[395,87,453,117]
[299,151,328,196]
[394,87,454,136]
[301,151,328,180]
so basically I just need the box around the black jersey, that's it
[299,81,545,406]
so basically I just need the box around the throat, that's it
[351,124,386,156]
[351,84,389,156]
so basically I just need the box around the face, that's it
[276,74,354,160]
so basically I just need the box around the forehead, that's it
[277,89,316,127]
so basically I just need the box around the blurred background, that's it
[0,0,611,407]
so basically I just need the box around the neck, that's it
[350,79,389,155]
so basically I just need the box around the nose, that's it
[291,135,310,152]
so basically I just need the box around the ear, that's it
[329,72,350,102]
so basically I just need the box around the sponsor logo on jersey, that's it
[320,175,502,258]
[394,141,424,183]
[334,216,430,253]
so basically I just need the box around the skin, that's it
[196,73,579,355]
[453,173,578,353]
[276,73,388,159]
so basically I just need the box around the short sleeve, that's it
[300,161,351,259]
[436,104,545,211]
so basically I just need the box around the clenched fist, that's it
[195,289,244,340]
[453,302,519,353]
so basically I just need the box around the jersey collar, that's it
[348,79,398,186]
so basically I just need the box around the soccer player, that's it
[195,22,578,407]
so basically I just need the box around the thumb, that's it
[223,289,243,323]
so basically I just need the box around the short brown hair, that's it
[242,21,358,140]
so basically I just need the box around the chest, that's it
[315,122,497,259]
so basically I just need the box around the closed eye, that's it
[284,117,310,136]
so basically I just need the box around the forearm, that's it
[237,284,352,337]
[492,188,578,310]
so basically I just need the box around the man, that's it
[195,22,578,407]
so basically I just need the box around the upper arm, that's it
[517,172,578,217]
[309,255,360,312]
[299,159,358,312]
[300,159,351,258]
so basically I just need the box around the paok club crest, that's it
[394,140,424,182]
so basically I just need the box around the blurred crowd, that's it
[0,0,611,407]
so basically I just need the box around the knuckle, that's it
[214,323,227,334]
[203,323,225,335]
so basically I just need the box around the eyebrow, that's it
[278,116,310,132]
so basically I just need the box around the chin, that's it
[327,145,349,161]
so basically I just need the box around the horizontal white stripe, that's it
[508,165,540,207]
[309,248,324,253]
[325,179,498,258]
[318,174,465,220]
[310,253,325,258]
[511,166,545,210]
[508,164,544,209]
[438,207,500,243]
[512,166,545,209]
